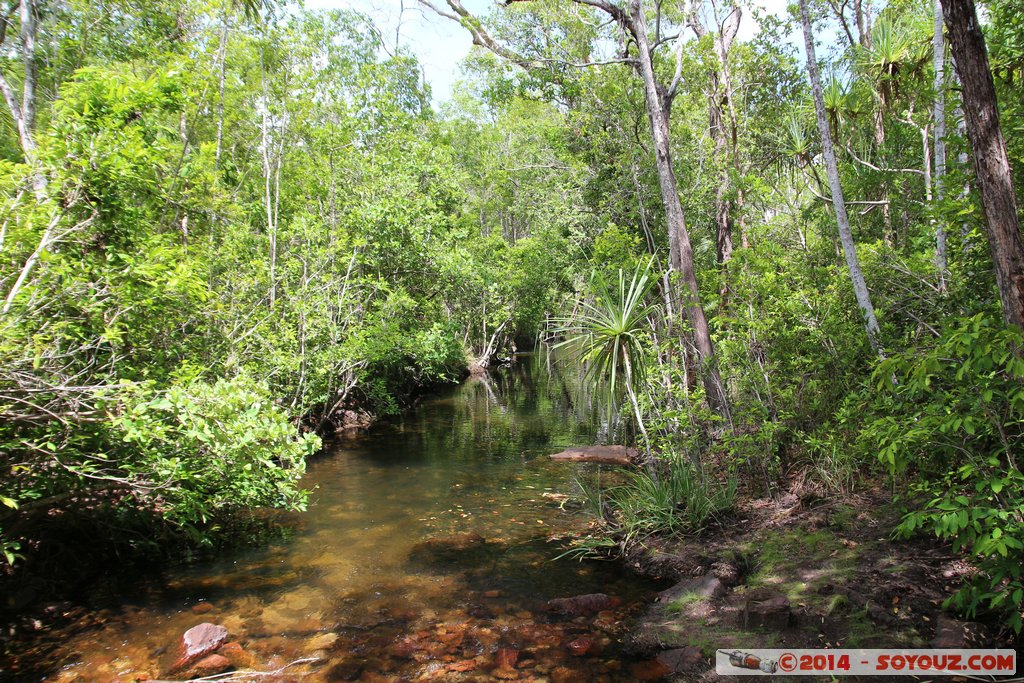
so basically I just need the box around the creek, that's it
[22,353,664,682]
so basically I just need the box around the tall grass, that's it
[574,460,737,547]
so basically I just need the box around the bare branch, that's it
[844,143,926,175]
[666,32,687,101]
[421,0,634,70]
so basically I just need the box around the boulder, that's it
[549,446,638,465]
[547,593,621,616]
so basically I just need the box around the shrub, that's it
[861,314,1024,631]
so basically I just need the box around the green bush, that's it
[861,314,1024,631]
[112,375,321,533]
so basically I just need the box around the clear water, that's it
[13,353,662,682]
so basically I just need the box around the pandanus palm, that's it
[556,259,658,453]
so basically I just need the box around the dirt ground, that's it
[616,487,1022,682]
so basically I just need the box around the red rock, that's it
[484,590,501,598]
[629,658,671,680]
[547,594,620,617]
[566,638,593,656]
[170,622,228,672]
[187,654,232,677]
[191,602,214,614]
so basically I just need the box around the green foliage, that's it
[861,314,1024,631]
[112,375,320,531]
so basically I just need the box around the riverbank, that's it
[610,487,1020,680]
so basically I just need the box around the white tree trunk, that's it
[800,0,884,358]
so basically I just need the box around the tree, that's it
[422,0,731,417]
[940,0,1024,330]
[799,0,885,357]
[933,0,948,289]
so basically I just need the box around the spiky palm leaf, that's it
[555,258,658,420]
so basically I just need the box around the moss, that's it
[743,528,860,607]
[665,591,704,613]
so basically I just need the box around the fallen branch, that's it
[143,656,321,683]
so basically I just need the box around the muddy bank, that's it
[615,492,1019,681]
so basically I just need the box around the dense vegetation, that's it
[0,0,1022,633]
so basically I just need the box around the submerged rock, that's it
[187,654,232,677]
[548,593,621,617]
[549,446,638,465]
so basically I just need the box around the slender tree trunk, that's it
[20,0,36,142]
[709,76,733,265]
[0,0,45,198]
[800,0,884,358]
[630,0,730,418]
[941,0,1024,329]
[933,0,948,290]
[215,8,231,172]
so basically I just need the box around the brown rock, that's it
[448,660,478,672]
[658,576,726,603]
[549,446,638,465]
[547,593,620,617]
[741,594,790,630]
[191,602,214,615]
[496,648,519,668]
[187,654,232,678]
[629,659,671,680]
[219,642,255,669]
[170,622,229,672]
[656,646,703,673]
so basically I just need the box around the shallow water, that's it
[18,353,663,682]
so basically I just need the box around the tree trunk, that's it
[940,0,1024,329]
[215,8,231,171]
[933,0,948,290]
[800,0,884,357]
[630,0,730,418]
